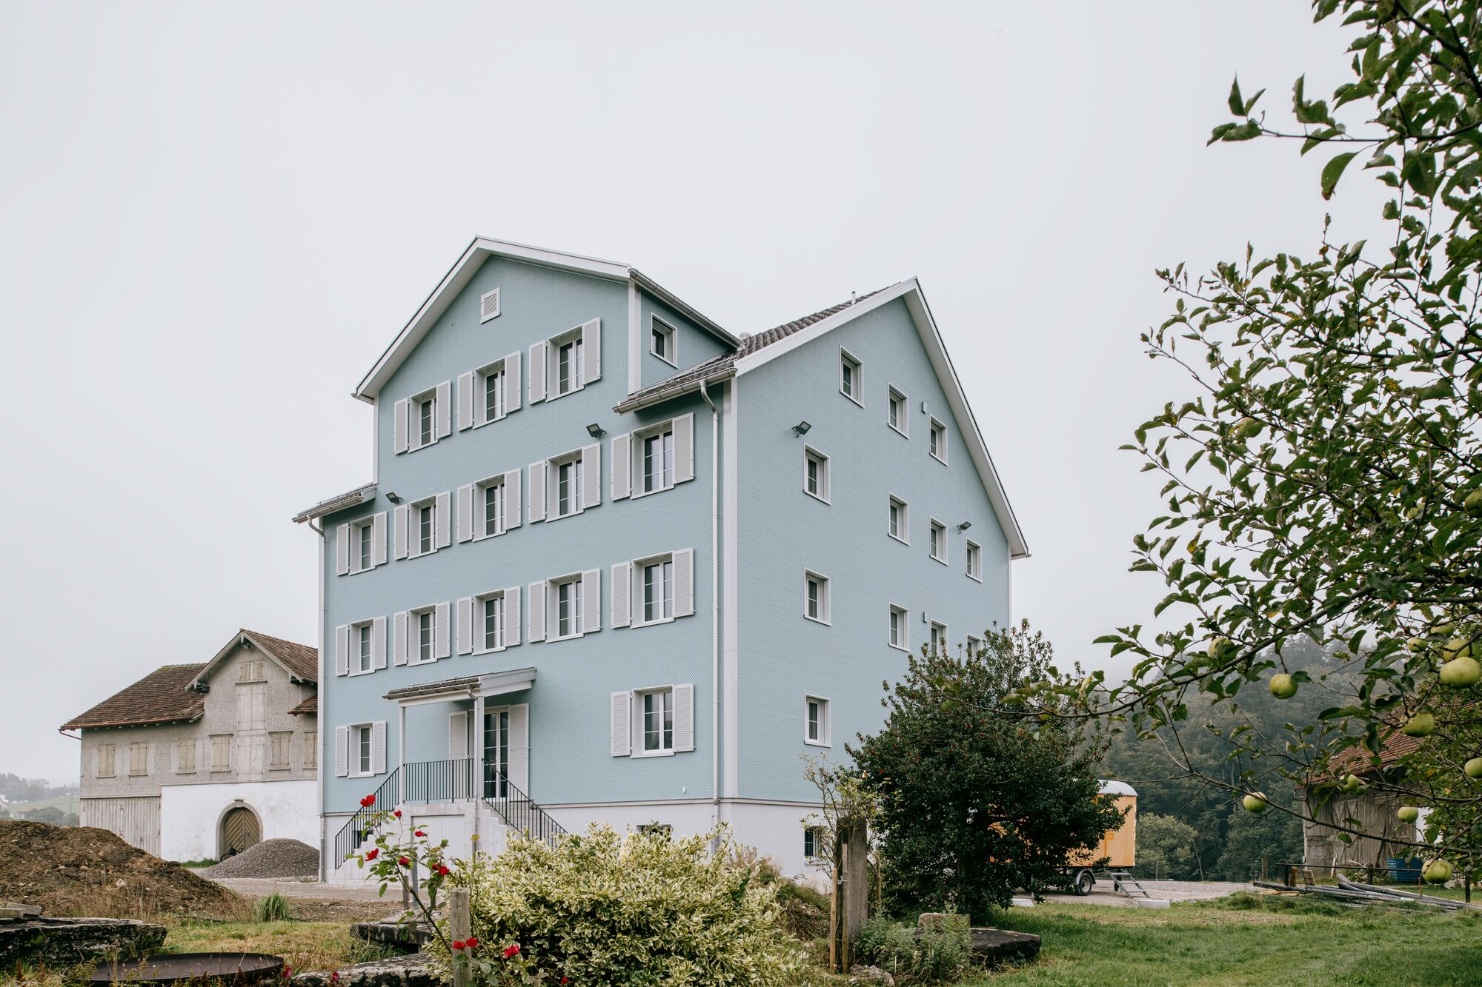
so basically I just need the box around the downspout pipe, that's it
[699,379,720,835]
[303,516,328,880]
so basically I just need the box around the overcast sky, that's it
[0,3,1389,784]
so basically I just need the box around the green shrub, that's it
[444,825,806,986]
[254,893,294,922]
[851,916,972,985]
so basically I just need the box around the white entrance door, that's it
[482,704,529,798]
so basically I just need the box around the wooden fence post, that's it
[450,887,471,987]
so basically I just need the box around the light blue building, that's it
[294,238,1027,881]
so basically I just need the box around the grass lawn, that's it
[967,894,1482,987]
[161,918,395,975]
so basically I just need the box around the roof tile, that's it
[60,665,206,731]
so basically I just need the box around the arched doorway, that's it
[219,804,261,859]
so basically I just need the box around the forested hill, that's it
[0,773,78,802]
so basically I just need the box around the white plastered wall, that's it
[159,779,318,862]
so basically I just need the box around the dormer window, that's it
[651,317,677,366]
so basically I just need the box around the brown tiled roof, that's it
[60,664,205,731]
[1323,730,1423,781]
[292,482,376,524]
[243,629,318,682]
[288,694,318,716]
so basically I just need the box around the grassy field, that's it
[971,894,1482,986]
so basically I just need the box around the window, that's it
[396,493,450,559]
[641,426,675,495]
[128,742,148,776]
[418,501,435,554]
[641,689,675,753]
[930,520,948,563]
[176,740,195,774]
[805,696,830,746]
[529,445,599,523]
[888,388,908,435]
[930,622,947,654]
[393,383,450,454]
[459,588,519,655]
[416,609,435,663]
[611,415,694,501]
[357,522,373,570]
[929,418,947,463]
[556,455,585,518]
[967,540,982,581]
[483,478,505,537]
[651,317,676,366]
[211,735,231,772]
[641,558,675,624]
[967,635,983,656]
[484,362,507,422]
[96,744,115,778]
[419,395,436,447]
[336,514,387,575]
[336,722,385,778]
[530,320,600,403]
[238,659,265,682]
[612,550,694,629]
[803,447,830,502]
[355,724,373,776]
[888,496,908,542]
[304,731,317,769]
[611,684,693,757]
[555,577,584,639]
[457,353,522,431]
[889,605,908,650]
[804,571,830,624]
[482,593,506,651]
[269,732,292,770]
[840,349,862,404]
[356,623,373,674]
[638,822,673,839]
[804,826,823,860]
[530,570,599,642]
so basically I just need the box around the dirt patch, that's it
[0,820,242,920]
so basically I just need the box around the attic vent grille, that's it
[480,288,501,323]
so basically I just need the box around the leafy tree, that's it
[1103,0,1482,867]
[1136,813,1199,880]
[852,622,1123,917]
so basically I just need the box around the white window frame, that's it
[412,496,439,557]
[350,723,375,777]
[803,446,830,503]
[929,417,948,464]
[479,287,501,323]
[930,621,948,655]
[651,316,677,367]
[552,575,585,641]
[477,475,507,539]
[476,590,508,654]
[634,686,676,757]
[889,605,908,651]
[634,422,677,498]
[804,695,831,747]
[839,348,862,406]
[635,554,676,627]
[411,607,436,664]
[967,635,983,656]
[930,519,948,564]
[352,620,374,675]
[888,496,908,543]
[803,570,830,625]
[552,452,585,519]
[888,386,908,436]
[804,826,824,861]
[415,389,440,450]
[966,539,982,581]
[479,358,510,425]
[349,516,376,573]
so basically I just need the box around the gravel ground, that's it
[201,839,320,879]
[1038,879,1255,906]
[199,876,394,923]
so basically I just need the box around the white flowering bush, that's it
[441,824,807,986]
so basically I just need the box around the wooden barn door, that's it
[220,806,261,858]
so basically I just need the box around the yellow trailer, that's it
[1063,780,1138,895]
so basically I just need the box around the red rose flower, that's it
[465,936,478,949]
[414,829,426,837]
[502,944,519,959]
[452,940,465,951]
[397,856,410,867]
[364,848,379,861]
[393,810,402,818]
[360,795,376,807]
[436,865,450,877]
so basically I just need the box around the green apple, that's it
[1233,417,1262,440]
[1407,637,1429,652]
[1397,806,1421,823]
[1423,859,1454,884]
[1443,637,1473,660]
[1431,621,1456,638]
[1342,774,1366,795]
[1242,793,1269,813]
[1208,637,1229,659]
[1465,757,1482,780]
[1402,712,1437,737]
[1269,673,1299,699]
[1466,489,1482,516]
[1440,655,1481,687]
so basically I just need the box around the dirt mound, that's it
[0,820,241,919]
[201,838,319,879]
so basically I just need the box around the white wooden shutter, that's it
[372,616,387,670]
[335,624,349,676]
[457,597,473,655]
[582,319,601,382]
[394,505,410,560]
[505,351,521,411]
[435,602,451,658]
[394,611,409,665]
[611,433,631,499]
[611,562,632,627]
[448,711,469,759]
[508,704,530,791]
[581,568,601,633]
[372,513,388,566]
[528,342,547,402]
[435,491,452,548]
[581,443,601,508]
[505,586,521,645]
[528,582,546,642]
[457,372,475,430]
[370,721,387,775]
[503,471,522,529]
[393,399,409,454]
[528,462,547,522]
[435,381,452,437]
[674,413,695,483]
[456,485,474,542]
[610,692,632,756]
[334,726,349,777]
[673,684,695,752]
[336,525,350,575]
[674,547,695,618]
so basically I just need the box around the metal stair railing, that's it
[333,767,400,868]
[482,763,567,849]
[403,758,476,803]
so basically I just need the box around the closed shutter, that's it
[448,711,469,759]
[582,319,601,382]
[528,462,547,522]
[435,602,451,658]
[436,492,452,548]
[674,413,695,483]
[336,525,350,575]
[394,505,410,560]
[335,624,349,676]
[508,704,529,791]
[334,726,349,777]
[393,399,409,454]
[457,372,475,430]
[372,616,387,670]
[370,721,387,775]
[674,548,695,618]
[528,342,547,403]
[527,582,546,642]
[436,381,452,437]
[393,611,409,665]
[505,586,521,645]
[457,597,473,655]
[456,485,473,542]
[372,513,388,566]
[611,562,632,627]
[581,443,601,508]
[611,433,631,499]
[610,692,632,756]
[581,569,601,633]
[673,684,695,752]
[503,471,521,529]
[505,351,521,411]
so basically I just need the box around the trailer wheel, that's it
[1073,870,1095,896]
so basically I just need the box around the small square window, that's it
[651,317,677,366]
[929,418,948,463]
[930,520,948,564]
[930,622,947,654]
[805,696,830,746]
[889,605,908,650]
[888,388,908,435]
[967,635,983,656]
[967,540,982,581]
[804,571,830,624]
[804,447,830,503]
[839,350,862,405]
[888,496,908,542]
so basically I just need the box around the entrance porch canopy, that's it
[382,667,536,706]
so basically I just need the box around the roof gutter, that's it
[613,368,736,415]
[629,270,738,346]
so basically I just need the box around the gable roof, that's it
[292,482,376,524]
[60,664,206,731]
[354,238,736,403]
[190,629,318,689]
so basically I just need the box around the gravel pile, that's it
[201,839,320,879]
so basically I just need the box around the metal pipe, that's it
[699,378,720,835]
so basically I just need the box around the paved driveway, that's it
[1038,879,1254,906]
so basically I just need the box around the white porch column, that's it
[398,704,407,805]
[473,694,485,845]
